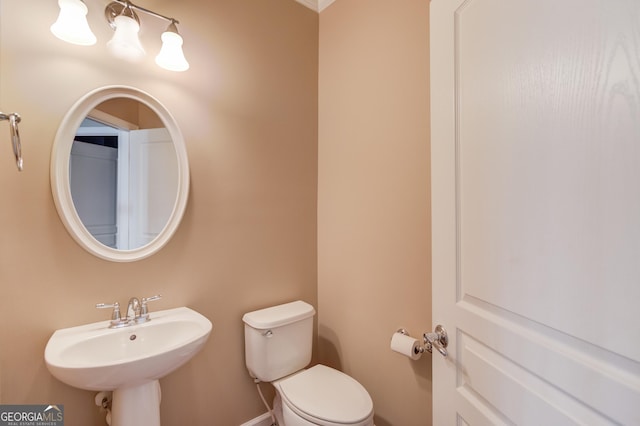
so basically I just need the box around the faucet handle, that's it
[140,295,162,320]
[96,302,122,326]
[142,294,162,303]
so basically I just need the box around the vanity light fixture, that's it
[51,0,189,72]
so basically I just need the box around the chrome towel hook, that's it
[0,111,23,171]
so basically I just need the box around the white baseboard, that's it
[239,412,273,426]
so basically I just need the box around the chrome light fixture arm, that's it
[105,0,178,28]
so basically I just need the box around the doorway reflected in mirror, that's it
[71,106,178,250]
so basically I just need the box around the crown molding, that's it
[295,0,337,13]
[318,0,337,11]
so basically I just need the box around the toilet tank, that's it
[243,300,315,382]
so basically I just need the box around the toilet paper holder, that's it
[396,325,448,357]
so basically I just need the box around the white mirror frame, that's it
[51,85,190,262]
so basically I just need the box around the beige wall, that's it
[1,0,431,424]
[318,1,431,425]
[0,0,317,424]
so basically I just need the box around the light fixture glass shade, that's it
[50,0,96,46]
[155,30,189,72]
[107,15,146,62]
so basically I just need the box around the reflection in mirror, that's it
[70,99,178,250]
[51,86,189,262]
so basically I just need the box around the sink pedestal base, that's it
[112,380,161,426]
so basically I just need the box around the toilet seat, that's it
[276,365,374,425]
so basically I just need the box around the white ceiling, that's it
[295,0,337,13]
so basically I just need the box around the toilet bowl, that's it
[243,301,375,426]
[274,365,374,426]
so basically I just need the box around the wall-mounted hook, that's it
[1,112,23,171]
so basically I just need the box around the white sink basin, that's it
[45,307,212,391]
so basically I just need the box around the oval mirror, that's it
[51,86,189,262]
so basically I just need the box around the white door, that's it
[128,128,178,248]
[69,141,118,248]
[430,0,640,425]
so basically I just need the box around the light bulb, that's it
[107,15,146,62]
[50,0,96,46]
[155,27,189,72]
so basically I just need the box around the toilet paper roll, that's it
[390,332,422,360]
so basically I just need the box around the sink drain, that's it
[129,334,137,341]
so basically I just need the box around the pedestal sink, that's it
[44,307,212,426]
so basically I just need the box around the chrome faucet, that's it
[97,295,162,328]
[126,297,141,321]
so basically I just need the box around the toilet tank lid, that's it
[243,300,315,329]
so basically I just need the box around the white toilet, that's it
[243,300,374,426]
